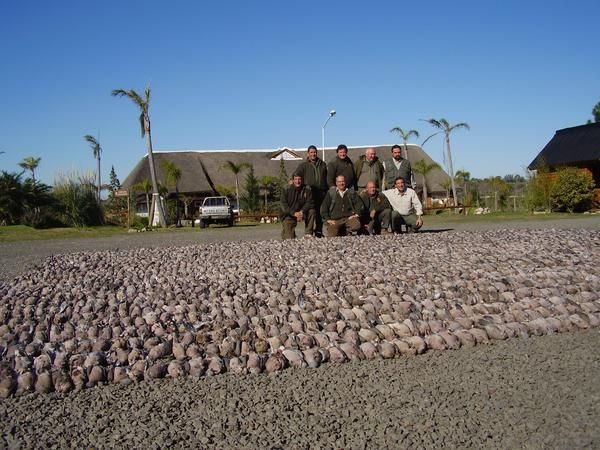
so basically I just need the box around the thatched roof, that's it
[528,122,600,170]
[122,144,450,195]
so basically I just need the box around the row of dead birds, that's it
[0,229,599,397]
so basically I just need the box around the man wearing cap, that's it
[321,175,364,237]
[354,147,384,190]
[293,145,328,237]
[280,174,316,239]
[383,176,423,233]
[382,144,415,190]
[326,144,357,191]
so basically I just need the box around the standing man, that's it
[280,174,316,239]
[293,145,328,237]
[354,147,384,190]
[327,144,357,191]
[382,144,415,190]
[321,175,364,237]
[359,181,392,235]
[383,177,424,233]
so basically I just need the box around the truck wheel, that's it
[199,219,206,229]
[228,218,234,227]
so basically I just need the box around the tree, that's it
[258,175,277,212]
[18,156,41,184]
[454,169,471,204]
[0,171,25,225]
[390,127,419,159]
[241,165,260,212]
[132,179,153,217]
[108,166,121,196]
[423,118,470,207]
[550,168,595,212]
[84,134,102,201]
[589,100,600,124]
[275,159,289,201]
[488,176,511,211]
[412,159,441,206]
[112,86,166,227]
[161,160,182,226]
[219,161,250,213]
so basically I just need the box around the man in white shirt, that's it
[382,176,423,233]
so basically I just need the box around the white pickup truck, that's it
[198,196,234,228]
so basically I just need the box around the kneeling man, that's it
[281,174,316,239]
[359,181,392,235]
[321,175,365,237]
[383,177,423,233]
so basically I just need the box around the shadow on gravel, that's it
[419,228,454,233]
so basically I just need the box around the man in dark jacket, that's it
[382,144,414,189]
[293,145,328,237]
[359,181,392,235]
[354,147,384,190]
[321,175,365,237]
[327,144,357,191]
[280,174,316,239]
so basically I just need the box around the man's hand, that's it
[369,210,376,219]
[416,216,423,228]
[327,219,336,225]
[294,211,304,221]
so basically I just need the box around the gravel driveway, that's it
[0,215,599,449]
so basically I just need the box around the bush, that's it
[525,170,554,212]
[53,171,104,227]
[550,167,595,212]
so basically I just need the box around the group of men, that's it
[281,144,424,239]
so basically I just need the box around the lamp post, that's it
[321,110,336,161]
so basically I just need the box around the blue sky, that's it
[1,0,598,186]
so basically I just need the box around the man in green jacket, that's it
[321,175,365,237]
[326,144,357,191]
[359,181,392,235]
[280,174,316,239]
[355,147,384,190]
[293,145,328,237]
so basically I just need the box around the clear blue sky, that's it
[1,0,598,186]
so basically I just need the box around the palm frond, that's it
[421,131,442,147]
[421,118,442,129]
[450,122,470,131]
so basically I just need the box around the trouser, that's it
[365,208,392,235]
[391,210,421,233]
[325,216,362,237]
[281,209,316,239]
[311,188,326,236]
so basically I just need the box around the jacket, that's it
[293,158,328,192]
[354,155,384,189]
[280,184,314,219]
[326,157,357,190]
[321,188,365,221]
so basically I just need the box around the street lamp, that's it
[321,109,336,161]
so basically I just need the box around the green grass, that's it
[0,225,130,242]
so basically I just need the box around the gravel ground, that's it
[0,216,599,449]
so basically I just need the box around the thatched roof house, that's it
[528,122,600,186]
[122,144,450,212]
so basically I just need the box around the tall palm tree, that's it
[132,179,153,217]
[112,86,166,227]
[454,169,471,204]
[84,134,102,201]
[220,161,250,214]
[423,118,470,207]
[413,159,442,206]
[161,160,182,226]
[390,127,419,159]
[18,156,41,184]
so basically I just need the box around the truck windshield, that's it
[203,198,229,206]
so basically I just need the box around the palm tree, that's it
[84,134,102,201]
[220,161,250,214]
[18,156,41,184]
[161,160,182,226]
[112,86,166,227]
[258,175,277,212]
[423,118,470,207]
[390,127,419,159]
[454,169,471,204]
[413,159,442,206]
[132,179,153,217]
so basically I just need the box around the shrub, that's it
[550,167,595,212]
[524,171,554,212]
[53,171,104,227]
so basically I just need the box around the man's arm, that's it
[280,187,291,218]
[320,191,332,221]
[302,186,315,213]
